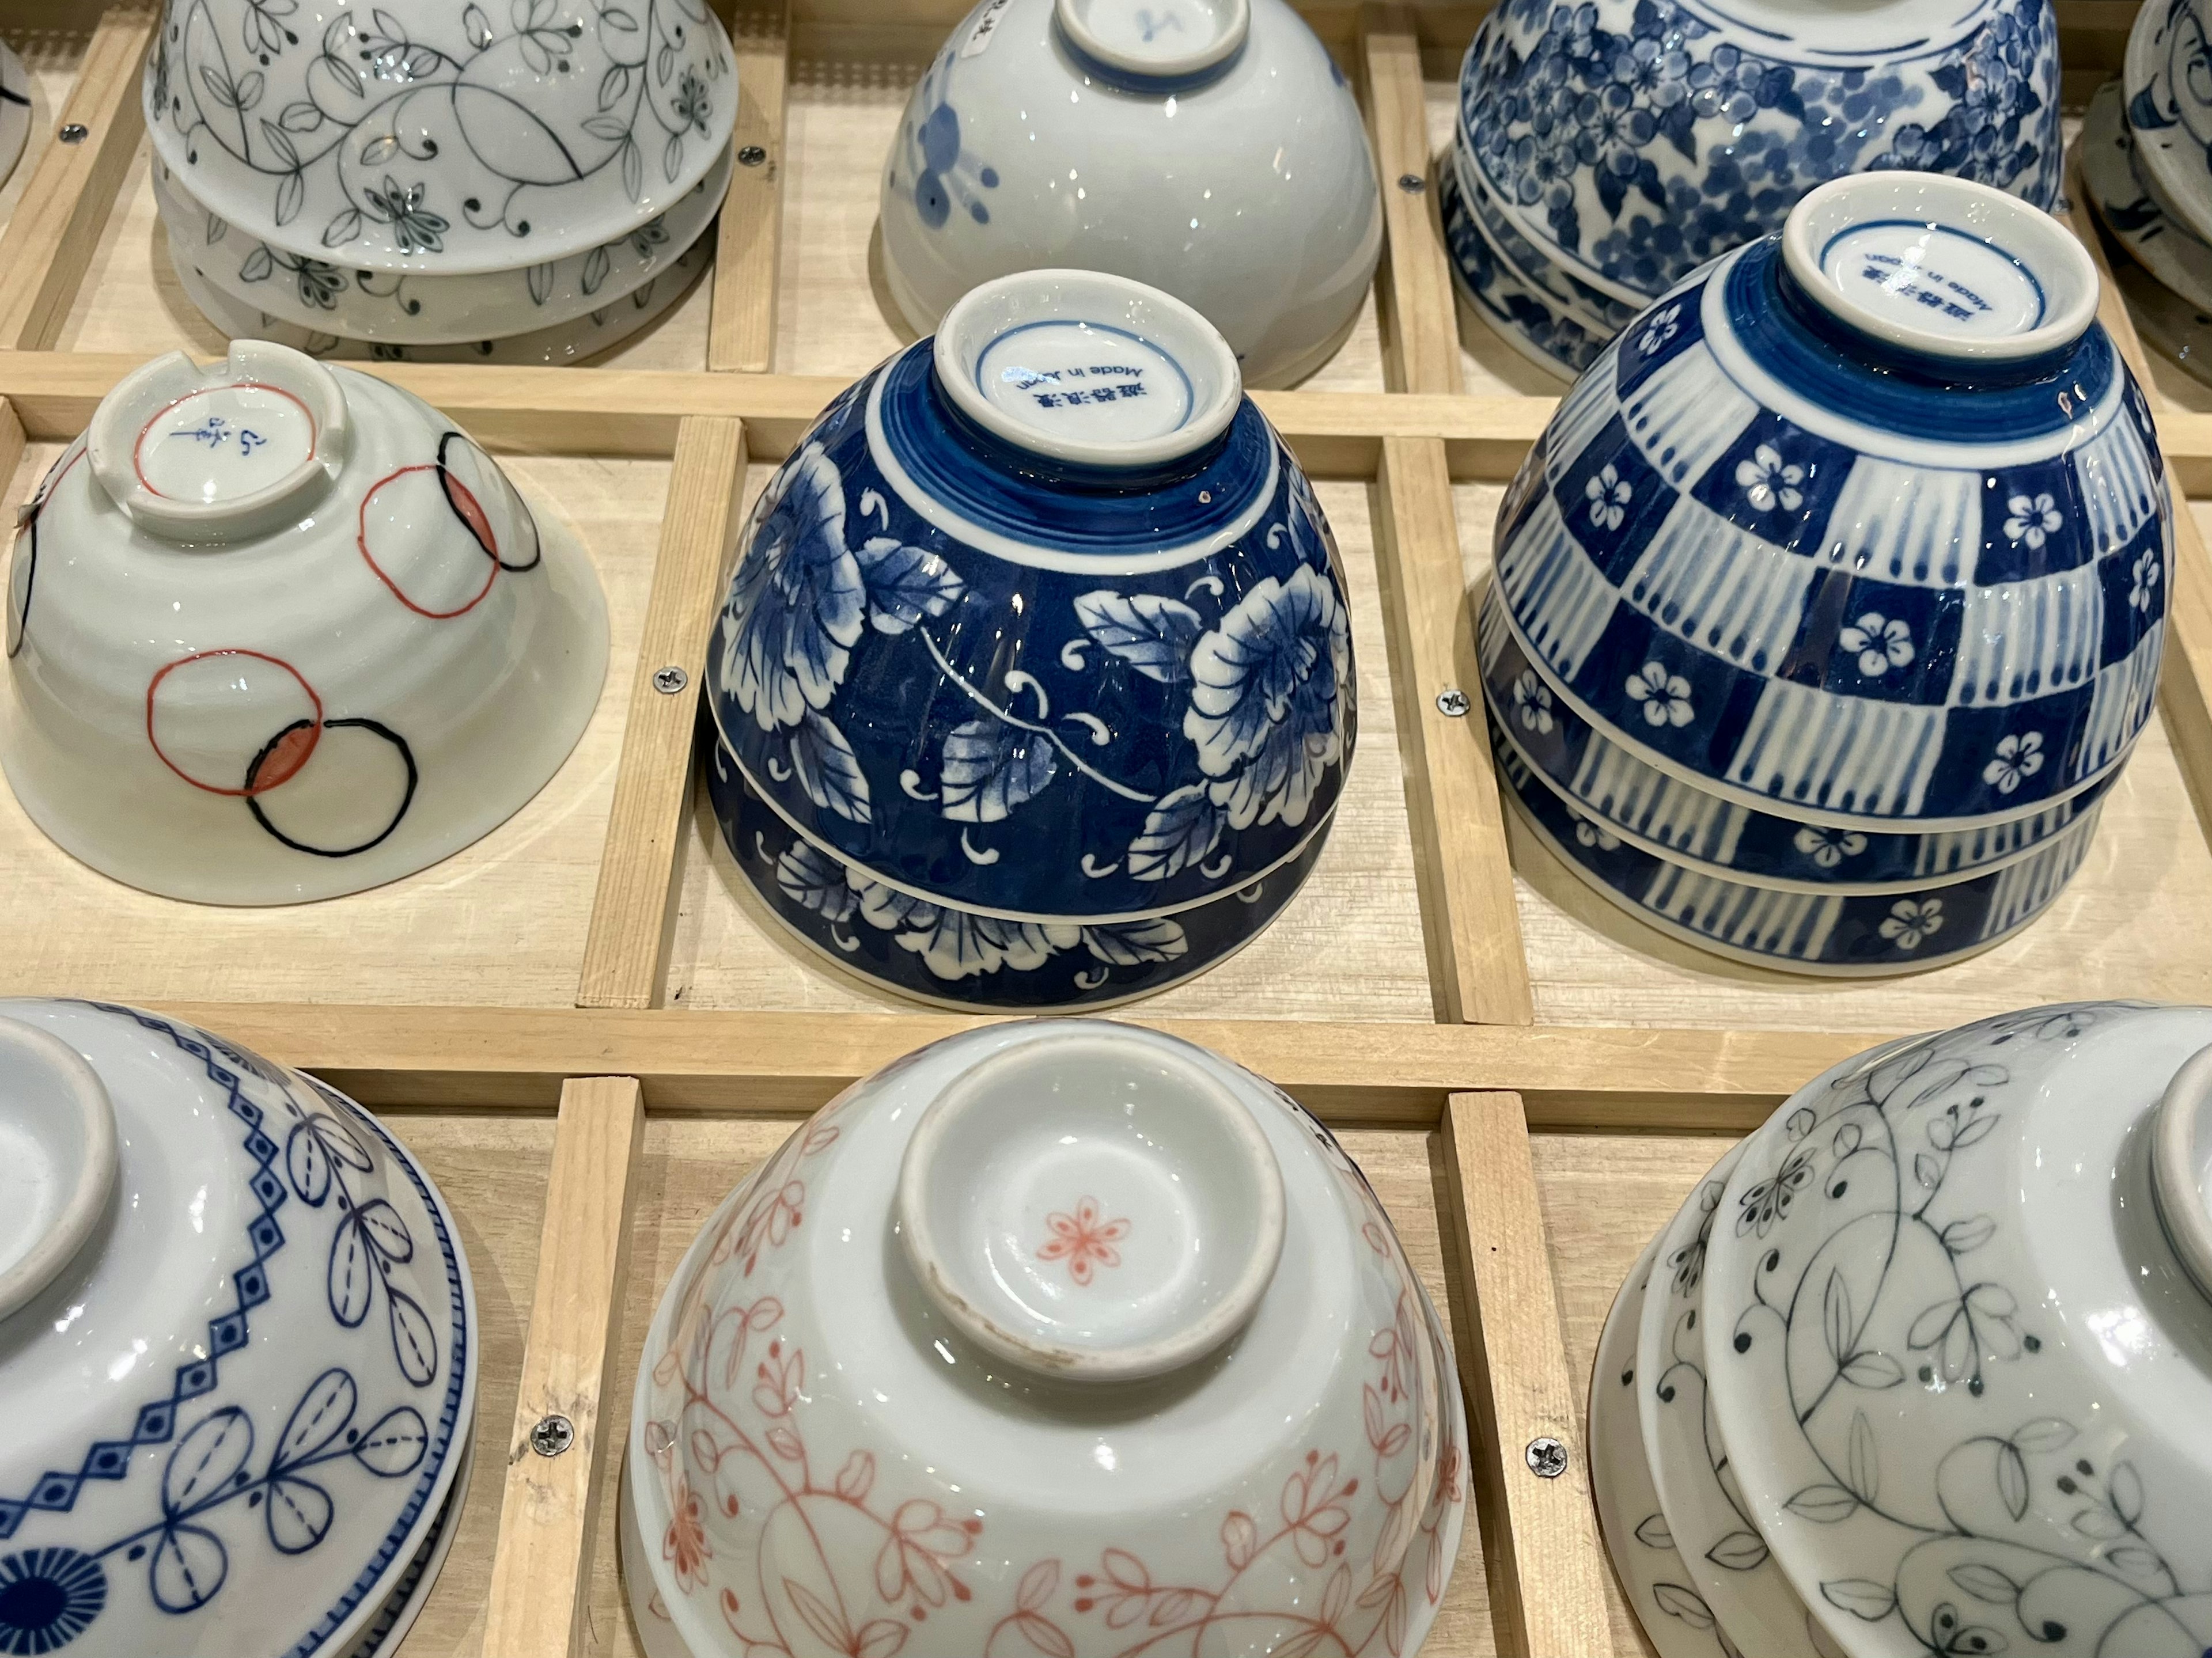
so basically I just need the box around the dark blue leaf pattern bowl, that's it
[701,270,1356,1009]
[1456,0,2060,306]
[0,999,478,1658]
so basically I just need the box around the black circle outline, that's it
[244,716,419,858]
[436,430,541,573]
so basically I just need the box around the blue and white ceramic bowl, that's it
[1478,589,2115,893]
[1456,0,2061,314]
[1494,170,2171,829]
[1492,716,2100,975]
[2081,80,2212,316]
[703,269,1355,1009]
[0,999,478,1658]
[1440,143,1612,380]
[2124,0,2212,252]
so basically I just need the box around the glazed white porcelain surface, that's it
[876,0,1381,389]
[152,142,731,346]
[1592,1235,1732,1658]
[171,227,710,364]
[1703,1003,2212,1657]
[1,340,609,902]
[0,41,31,191]
[0,998,478,1658]
[2082,81,2212,315]
[624,1020,1467,1658]
[143,0,736,272]
[2124,0,2212,251]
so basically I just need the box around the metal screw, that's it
[529,1414,576,1458]
[1526,1436,1569,1479]
[1397,171,1426,194]
[1434,688,1471,718]
[738,144,768,167]
[653,665,690,695]
[59,123,89,145]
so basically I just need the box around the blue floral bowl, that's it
[703,270,1355,1008]
[1476,587,2115,891]
[0,1000,478,1658]
[1491,715,2100,975]
[1494,170,2171,828]
[1441,143,1612,380]
[1456,0,2061,315]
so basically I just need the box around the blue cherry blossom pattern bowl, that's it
[1492,170,2171,829]
[1490,714,2100,976]
[702,270,1354,1010]
[1456,0,2060,317]
[0,999,478,1658]
[1441,142,1612,380]
[1476,588,2117,892]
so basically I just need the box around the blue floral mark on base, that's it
[903,48,1001,229]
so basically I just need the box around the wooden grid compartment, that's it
[0,3,2200,1657]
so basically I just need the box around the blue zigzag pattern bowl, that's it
[701,270,1355,1009]
[0,1000,477,1658]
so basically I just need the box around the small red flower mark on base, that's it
[1036,1197,1131,1286]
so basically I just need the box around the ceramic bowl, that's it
[2081,81,2212,314]
[1476,590,2117,892]
[620,1019,1467,1658]
[1439,144,1609,382]
[1491,719,2100,975]
[143,0,736,274]
[0,40,31,189]
[1456,0,2061,316]
[875,0,1380,389]
[1493,170,2170,829]
[0,997,478,1658]
[170,226,710,365]
[702,269,1355,1008]
[1,340,609,902]
[152,142,730,346]
[2123,0,2212,251]
[2108,233,2212,393]
[1701,1003,2212,1657]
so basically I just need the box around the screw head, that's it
[59,123,89,145]
[1526,1436,1569,1479]
[652,665,690,695]
[529,1414,575,1458]
[1434,688,1471,718]
[738,144,768,167]
[1397,172,1426,194]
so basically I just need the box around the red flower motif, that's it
[1035,1197,1131,1287]
[874,1498,980,1607]
[663,1473,713,1592]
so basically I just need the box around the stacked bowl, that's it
[1593,1002,2212,1658]
[1444,0,2063,380]
[142,0,738,363]
[1482,172,2171,975]
[2081,2,2212,389]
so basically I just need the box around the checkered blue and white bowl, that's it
[0,999,479,1658]
[1493,171,2170,830]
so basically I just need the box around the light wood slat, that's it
[0,353,1558,473]
[578,417,751,1009]
[1374,435,1533,1024]
[1442,1091,1615,1658]
[708,3,793,373]
[480,1076,646,1658]
[0,7,151,351]
[148,1000,1883,1126]
[1359,3,1465,397]
[2062,144,2212,845]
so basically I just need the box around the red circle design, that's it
[357,464,500,620]
[131,381,320,500]
[146,648,324,796]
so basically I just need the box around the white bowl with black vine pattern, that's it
[0,998,478,1658]
[701,269,1356,1010]
[142,0,735,274]
[875,0,1381,390]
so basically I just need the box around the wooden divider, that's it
[1361,2,1465,397]
[480,1076,647,1658]
[709,2,795,373]
[1444,1091,1617,1658]
[578,418,753,1009]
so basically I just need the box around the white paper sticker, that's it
[963,0,1014,56]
